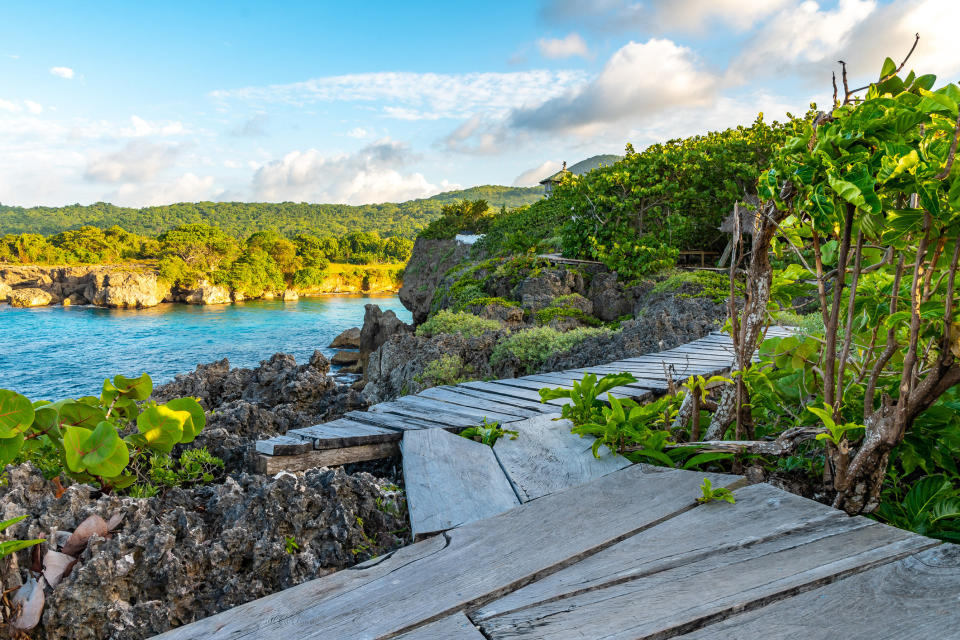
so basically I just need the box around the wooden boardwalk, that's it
[156,327,960,639]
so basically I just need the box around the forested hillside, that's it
[0,185,541,239]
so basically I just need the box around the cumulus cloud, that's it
[106,173,218,207]
[251,139,458,204]
[211,70,588,121]
[537,33,591,59]
[513,160,563,186]
[346,127,370,138]
[539,0,789,33]
[49,66,75,79]
[84,141,184,183]
[511,39,718,133]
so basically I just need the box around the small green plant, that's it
[0,515,44,558]
[696,478,736,504]
[539,372,637,426]
[807,403,864,446]
[284,536,300,554]
[0,374,208,492]
[490,326,611,375]
[414,354,477,389]
[416,310,501,338]
[875,474,960,542]
[459,419,518,447]
[131,447,225,496]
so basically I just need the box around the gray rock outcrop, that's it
[329,327,361,349]
[0,266,169,308]
[399,237,472,323]
[359,304,413,376]
[9,287,54,307]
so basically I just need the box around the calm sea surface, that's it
[0,295,411,400]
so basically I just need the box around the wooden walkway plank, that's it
[254,434,313,456]
[473,482,857,620]
[403,429,521,540]
[477,522,936,639]
[493,416,630,502]
[392,394,525,425]
[154,466,740,640]
[395,613,487,640]
[286,419,400,450]
[372,401,479,428]
[344,409,441,431]
[461,380,571,406]
[254,442,399,474]
[419,387,542,418]
[446,385,561,414]
[677,544,960,640]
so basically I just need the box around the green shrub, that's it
[534,306,601,327]
[651,270,734,304]
[478,197,571,256]
[490,326,611,375]
[414,354,477,388]
[420,199,495,240]
[466,296,519,308]
[416,310,501,338]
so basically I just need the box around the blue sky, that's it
[1,0,958,207]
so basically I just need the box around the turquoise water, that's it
[0,295,411,401]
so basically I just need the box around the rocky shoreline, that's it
[0,264,400,309]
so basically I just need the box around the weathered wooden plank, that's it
[494,377,574,391]
[373,401,478,428]
[156,466,740,640]
[393,394,526,425]
[286,419,400,450]
[677,544,960,640]
[403,428,521,540]
[420,386,540,419]
[462,380,568,406]
[254,441,399,474]
[473,482,856,620]
[478,521,935,639]
[344,409,439,431]
[447,385,560,414]
[395,612,487,640]
[520,375,653,401]
[254,434,313,456]
[493,416,630,502]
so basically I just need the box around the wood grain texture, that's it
[254,435,313,456]
[474,482,856,620]
[402,428,521,540]
[478,522,935,639]
[462,381,570,406]
[493,415,630,502]
[419,387,540,419]
[445,385,560,414]
[372,401,478,428]
[392,394,526,425]
[677,544,960,640]
[286,419,399,450]
[394,612,487,640]
[344,409,440,431]
[254,441,399,474]
[156,466,740,640]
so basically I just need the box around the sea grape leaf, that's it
[80,422,128,478]
[58,402,105,430]
[112,374,152,401]
[0,390,34,439]
[136,405,188,453]
[62,426,93,473]
[163,398,206,443]
[0,434,24,466]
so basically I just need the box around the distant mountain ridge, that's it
[0,185,543,239]
[566,154,623,175]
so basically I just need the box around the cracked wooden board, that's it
[154,466,739,640]
[677,544,960,640]
[492,415,630,502]
[403,428,521,540]
[445,384,560,414]
[419,386,541,419]
[394,612,487,639]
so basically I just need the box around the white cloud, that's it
[24,100,43,114]
[106,173,218,207]
[84,141,184,183]
[346,127,370,138]
[211,70,589,121]
[511,39,718,133]
[537,33,590,59]
[49,66,75,79]
[0,98,20,112]
[513,160,563,186]
[251,139,458,204]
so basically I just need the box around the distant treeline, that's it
[0,185,541,238]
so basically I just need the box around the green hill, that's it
[566,154,623,175]
[0,185,542,239]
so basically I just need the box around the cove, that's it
[0,295,411,400]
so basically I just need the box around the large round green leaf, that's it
[164,398,206,443]
[31,405,62,441]
[62,426,93,473]
[59,402,106,430]
[136,405,188,453]
[112,374,153,401]
[0,434,24,466]
[80,421,129,477]
[0,390,34,439]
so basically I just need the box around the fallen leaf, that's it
[42,550,77,588]
[10,575,45,630]
[62,515,109,556]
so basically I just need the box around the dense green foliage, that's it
[413,354,477,389]
[0,374,219,495]
[419,199,497,240]
[490,326,611,375]
[415,310,502,338]
[0,186,541,238]
[477,196,570,256]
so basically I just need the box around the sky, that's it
[1,0,959,208]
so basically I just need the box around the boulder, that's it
[0,281,11,302]
[85,271,170,308]
[330,350,360,366]
[8,288,52,308]
[282,289,299,301]
[359,304,413,377]
[587,272,632,321]
[330,327,361,349]
[183,283,231,305]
